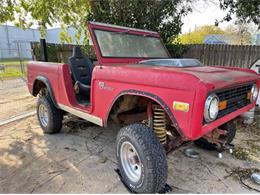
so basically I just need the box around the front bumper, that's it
[201,102,255,135]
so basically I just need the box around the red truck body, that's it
[27,22,260,140]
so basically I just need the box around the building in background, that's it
[45,27,85,44]
[204,33,260,45]
[0,25,84,60]
[0,25,40,59]
[256,34,260,45]
[203,34,236,44]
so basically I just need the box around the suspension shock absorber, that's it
[152,105,167,144]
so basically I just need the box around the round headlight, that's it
[204,94,219,122]
[251,84,258,102]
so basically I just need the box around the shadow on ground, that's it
[0,115,259,193]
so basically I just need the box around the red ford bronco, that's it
[27,22,260,193]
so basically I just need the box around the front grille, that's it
[216,83,253,119]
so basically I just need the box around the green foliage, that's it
[0,0,192,44]
[0,0,90,40]
[178,25,225,44]
[217,0,260,29]
[177,23,253,45]
[0,1,15,24]
[32,43,62,62]
[166,41,189,58]
[87,0,192,43]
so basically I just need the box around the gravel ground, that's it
[0,79,259,193]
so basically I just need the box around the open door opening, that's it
[68,46,94,105]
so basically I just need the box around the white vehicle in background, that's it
[243,59,260,124]
[251,59,260,106]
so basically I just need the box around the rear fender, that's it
[32,75,59,108]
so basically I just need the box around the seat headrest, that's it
[72,46,84,58]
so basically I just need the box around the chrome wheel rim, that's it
[39,104,48,127]
[120,141,141,183]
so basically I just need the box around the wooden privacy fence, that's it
[31,42,260,68]
[183,44,260,68]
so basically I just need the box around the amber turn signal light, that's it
[173,101,189,112]
[218,100,227,110]
[247,92,252,100]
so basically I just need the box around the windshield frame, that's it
[91,28,170,60]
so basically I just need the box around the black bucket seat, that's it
[68,46,93,97]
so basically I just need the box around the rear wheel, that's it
[194,121,236,150]
[116,123,167,193]
[37,94,63,134]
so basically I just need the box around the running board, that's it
[58,104,103,126]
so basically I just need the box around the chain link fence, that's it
[0,41,92,122]
[0,41,35,123]
[0,41,32,81]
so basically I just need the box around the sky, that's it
[182,0,230,33]
[6,0,257,34]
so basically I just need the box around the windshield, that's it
[94,29,169,58]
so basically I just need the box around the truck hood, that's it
[123,64,260,89]
[94,63,260,91]
[170,66,259,89]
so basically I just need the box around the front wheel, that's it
[116,123,167,193]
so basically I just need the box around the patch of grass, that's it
[233,147,251,161]
[245,140,260,153]
[233,145,260,162]
[0,59,29,66]
[234,119,260,162]
[0,68,25,80]
[237,118,260,136]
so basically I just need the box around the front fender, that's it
[104,89,184,137]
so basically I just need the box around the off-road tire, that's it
[194,121,236,150]
[116,123,167,193]
[37,95,63,134]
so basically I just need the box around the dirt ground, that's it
[0,79,260,193]
[0,78,36,121]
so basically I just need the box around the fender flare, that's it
[105,89,183,137]
[32,75,59,108]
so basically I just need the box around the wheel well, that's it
[107,94,182,147]
[33,80,47,96]
[32,78,58,108]
[108,95,177,129]
[107,95,149,123]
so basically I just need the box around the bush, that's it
[165,43,189,58]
